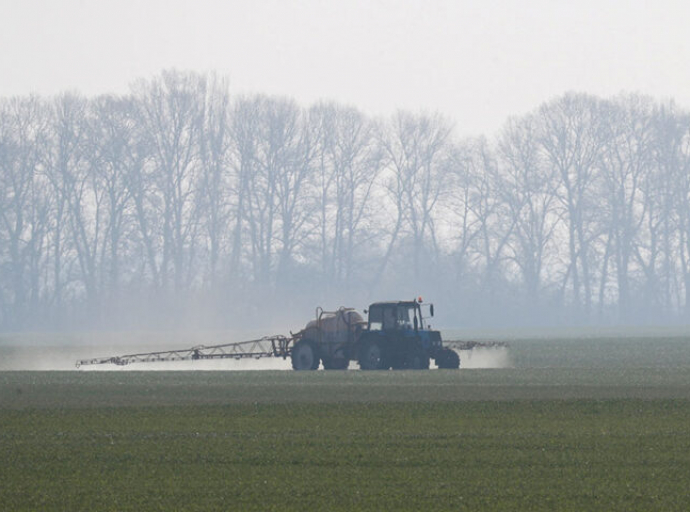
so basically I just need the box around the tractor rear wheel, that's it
[359,341,384,370]
[291,340,319,371]
[436,348,460,369]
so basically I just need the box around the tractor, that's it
[76,298,499,370]
[290,299,460,370]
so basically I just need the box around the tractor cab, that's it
[366,300,431,332]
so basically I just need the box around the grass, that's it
[504,336,690,368]
[3,370,690,510]
[5,369,690,407]
[3,400,690,511]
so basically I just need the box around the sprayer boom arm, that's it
[445,340,509,351]
[75,335,291,368]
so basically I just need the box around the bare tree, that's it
[653,104,690,317]
[0,97,52,328]
[83,95,145,316]
[497,114,559,308]
[309,103,382,290]
[443,139,484,288]
[649,103,690,316]
[197,75,232,286]
[538,93,609,319]
[232,95,316,289]
[597,95,655,320]
[131,71,206,296]
[43,93,94,326]
[377,111,452,288]
[228,95,261,282]
[468,137,516,299]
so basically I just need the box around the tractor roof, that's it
[368,301,419,308]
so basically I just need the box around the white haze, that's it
[456,348,512,369]
[0,329,512,371]
[0,345,510,371]
[2,1,690,348]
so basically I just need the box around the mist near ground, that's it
[0,343,510,371]
[7,324,690,371]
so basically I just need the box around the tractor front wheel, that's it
[291,340,319,371]
[436,348,460,369]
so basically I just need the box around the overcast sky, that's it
[2,0,689,135]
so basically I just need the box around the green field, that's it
[3,368,690,511]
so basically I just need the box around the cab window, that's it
[368,306,383,330]
[369,305,418,330]
[396,306,412,329]
[382,307,397,330]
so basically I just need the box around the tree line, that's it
[1,70,690,331]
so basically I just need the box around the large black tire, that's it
[291,340,319,371]
[359,340,385,370]
[406,351,430,370]
[436,348,460,369]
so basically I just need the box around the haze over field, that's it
[2,1,690,334]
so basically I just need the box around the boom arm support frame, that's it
[75,335,292,368]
